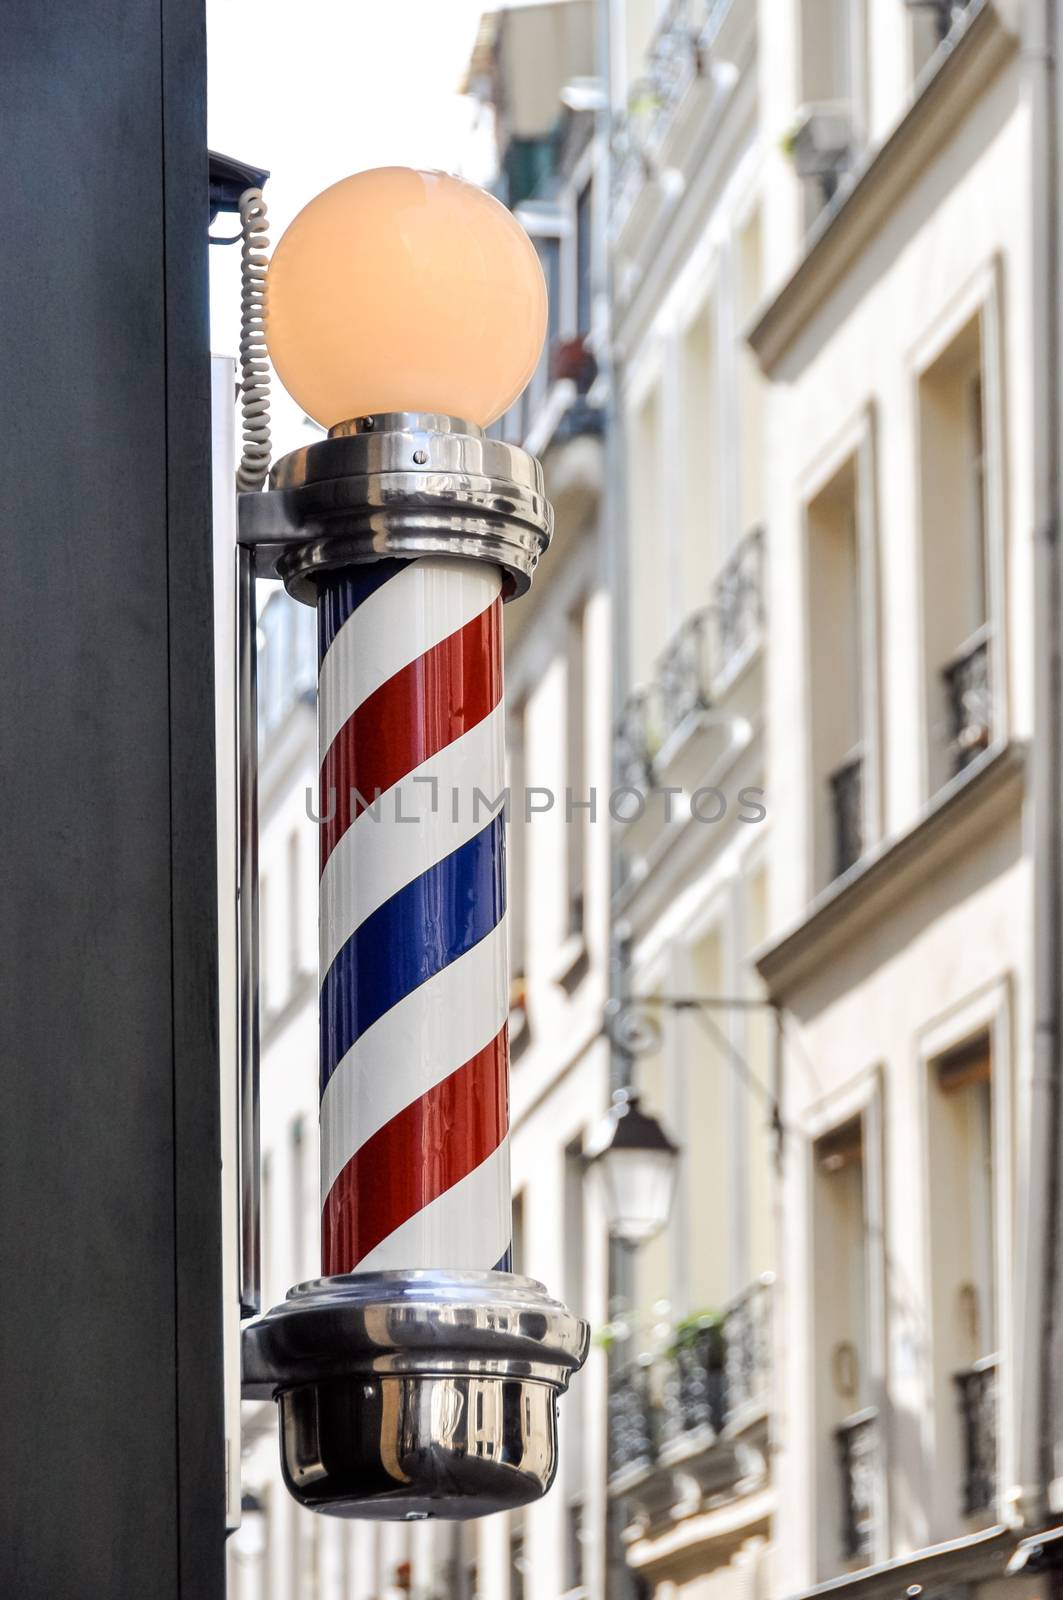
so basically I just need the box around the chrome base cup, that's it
[242,1269,589,1520]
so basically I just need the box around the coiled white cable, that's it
[236,187,272,492]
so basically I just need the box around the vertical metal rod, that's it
[315,557,514,1276]
[237,541,261,1316]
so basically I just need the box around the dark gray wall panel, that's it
[0,1,222,1595]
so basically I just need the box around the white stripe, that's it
[319,702,506,978]
[318,557,502,754]
[319,918,509,1201]
[348,1138,512,1274]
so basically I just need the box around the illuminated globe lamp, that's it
[264,166,547,431]
[239,168,588,1522]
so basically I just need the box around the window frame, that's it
[803,1065,889,1575]
[797,404,883,899]
[908,256,1008,802]
[915,974,1013,1536]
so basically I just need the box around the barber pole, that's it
[240,412,587,1518]
[317,555,512,1277]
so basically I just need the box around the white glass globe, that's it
[265,167,548,430]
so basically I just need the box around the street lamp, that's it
[586,1088,680,1245]
[237,168,588,1520]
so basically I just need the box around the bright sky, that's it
[207,0,494,455]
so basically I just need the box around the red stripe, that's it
[321,1023,509,1276]
[319,598,503,872]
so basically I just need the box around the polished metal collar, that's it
[242,1268,588,1398]
[237,412,553,603]
[242,1269,590,1521]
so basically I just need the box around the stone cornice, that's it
[754,743,1026,1001]
[747,1,1017,375]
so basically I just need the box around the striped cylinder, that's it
[317,555,512,1277]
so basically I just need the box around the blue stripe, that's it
[320,814,507,1094]
[317,559,411,661]
[493,1247,513,1273]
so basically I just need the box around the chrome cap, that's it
[237,413,553,603]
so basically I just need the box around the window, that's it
[290,1115,307,1285]
[800,0,868,131]
[736,208,766,537]
[287,829,301,986]
[744,868,775,1282]
[528,229,562,435]
[680,299,721,606]
[629,382,667,682]
[537,234,562,351]
[506,700,530,1052]
[927,1032,998,1531]
[512,1190,526,1278]
[685,928,735,1312]
[257,591,316,742]
[576,181,593,338]
[813,1115,876,1571]
[563,1139,585,1321]
[509,1518,527,1600]
[565,1497,585,1593]
[807,456,867,886]
[797,0,869,225]
[628,1023,671,1360]
[565,601,588,939]
[917,314,997,789]
[562,1140,586,1593]
[261,1152,273,1312]
[911,0,970,82]
[624,0,660,89]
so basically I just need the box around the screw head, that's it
[413,448,428,465]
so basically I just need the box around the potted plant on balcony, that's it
[662,1310,725,1441]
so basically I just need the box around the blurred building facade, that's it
[230,1,1063,1598]
[750,0,1053,1594]
[603,1,777,1598]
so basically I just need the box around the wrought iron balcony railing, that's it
[830,751,864,879]
[621,526,767,773]
[608,1357,657,1480]
[660,1321,725,1446]
[609,0,735,226]
[614,686,658,793]
[836,1407,878,1563]
[942,630,992,775]
[607,1279,773,1485]
[714,525,765,672]
[723,1275,773,1418]
[657,608,714,747]
[955,1354,998,1518]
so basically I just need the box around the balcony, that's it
[608,1356,657,1484]
[609,0,739,237]
[829,751,864,879]
[493,334,605,462]
[906,0,978,54]
[836,1407,878,1563]
[659,1318,725,1452]
[657,608,714,747]
[714,524,765,678]
[942,629,992,776]
[955,1354,998,1519]
[607,1277,773,1516]
[615,685,657,795]
[614,528,765,817]
[724,1274,774,1418]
